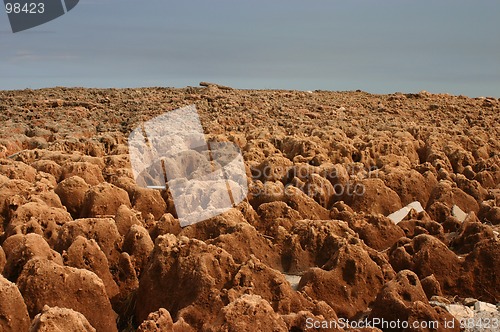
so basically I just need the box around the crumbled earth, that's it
[0,86,499,331]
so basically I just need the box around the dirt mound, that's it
[0,274,30,332]
[29,305,96,332]
[31,159,63,180]
[282,219,357,272]
[347,214,406,250]
[17,258,117,332]
[426,181,480,221]
[0,159,37,182]
[2,233,62,281]
[122,224,154,274]
[6,201,72,246]
[130,187,167,220]
[60,161,105,185]
[450,212,495,254]
[369,270,459,332]
[342,178,403,215]
[0,179,32,219]
[80,182,131,218]
[389,234,462,295]
[379,167,436,206]
[0,245,5,271]
[224,256,325,315]
[460,239,500,303]
[134,235,238,327]
[54,176,91,217]
[299,241,387,318]
[210,294,288,332]
[55,218,122,268]
[137,308,194,332]
[64,236,120,299]
[148,212,182,241]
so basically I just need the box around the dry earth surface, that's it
[0,85,499,331]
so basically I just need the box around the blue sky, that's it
[1,0,499,97]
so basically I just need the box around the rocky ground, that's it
[0,85,499,331]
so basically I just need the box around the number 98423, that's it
[5,2,45,14]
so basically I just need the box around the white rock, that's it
[387,208,410,224]
[429,301,447,309]
[464,298,478,306]
[445,304,475,319]
[283,274,301,291]
[407,201,424,212]
[474,301,498,313]
[451,205,468,222]
[387,201,424,224]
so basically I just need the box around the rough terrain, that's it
[0,85,499,331]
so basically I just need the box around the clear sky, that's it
[1,0,499,97]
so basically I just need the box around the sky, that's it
[1,0,499,97]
